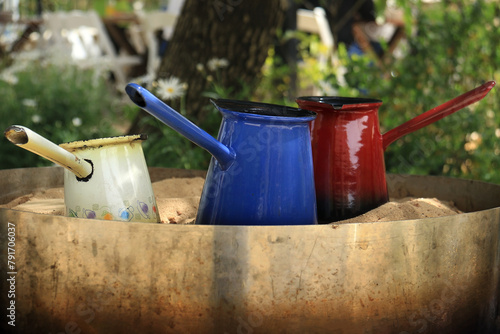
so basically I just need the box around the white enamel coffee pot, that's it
[5,125,160,223]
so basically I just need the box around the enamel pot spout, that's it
[382,81,496,150]
[125,83,236,170]
[126,83,318,226]
[5,125,93,179]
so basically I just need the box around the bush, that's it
[286,0,500,183]
[373,0,500,183]
[0,52,121,169]
[5,0,499,185]
[130,0,500,184]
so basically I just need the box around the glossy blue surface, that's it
[198,101,317,226]
[125,84,317,225]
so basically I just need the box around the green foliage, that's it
[375,0,500,183]
[132,0,500,183]
[133,113,214,170]
[288,0,500,183]
[19,0,166,17]
[0,57,120,169]
[4,0,499,185]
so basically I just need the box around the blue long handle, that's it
[125,83,235,170]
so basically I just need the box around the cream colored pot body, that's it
[60,136,159,223]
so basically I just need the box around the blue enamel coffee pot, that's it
[126,83,317,225]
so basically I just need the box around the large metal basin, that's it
[0,167,499,334]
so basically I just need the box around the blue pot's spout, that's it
[125,83,235,170]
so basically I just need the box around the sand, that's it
[2,187,66,216]
[337,197,461,224]
[152,177,205,224]
[1,176,462,224]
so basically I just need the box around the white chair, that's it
[42,10,142,88]
[1,0,19,21]
[136,11,178,78]
[297,7,337,71]
[297,7,334,53]
[161,0,184,40]
[296,7,346,91]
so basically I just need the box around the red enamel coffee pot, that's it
[296,81,495,222]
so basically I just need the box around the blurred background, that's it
[1,0,499,183]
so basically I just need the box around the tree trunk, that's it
[156,0,286,121]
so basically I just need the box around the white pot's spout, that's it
[4,125,93,180]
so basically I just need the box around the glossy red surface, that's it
[296,98,388,222]
[297,81,495,223]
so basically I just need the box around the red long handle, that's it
[382,81,496,151]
